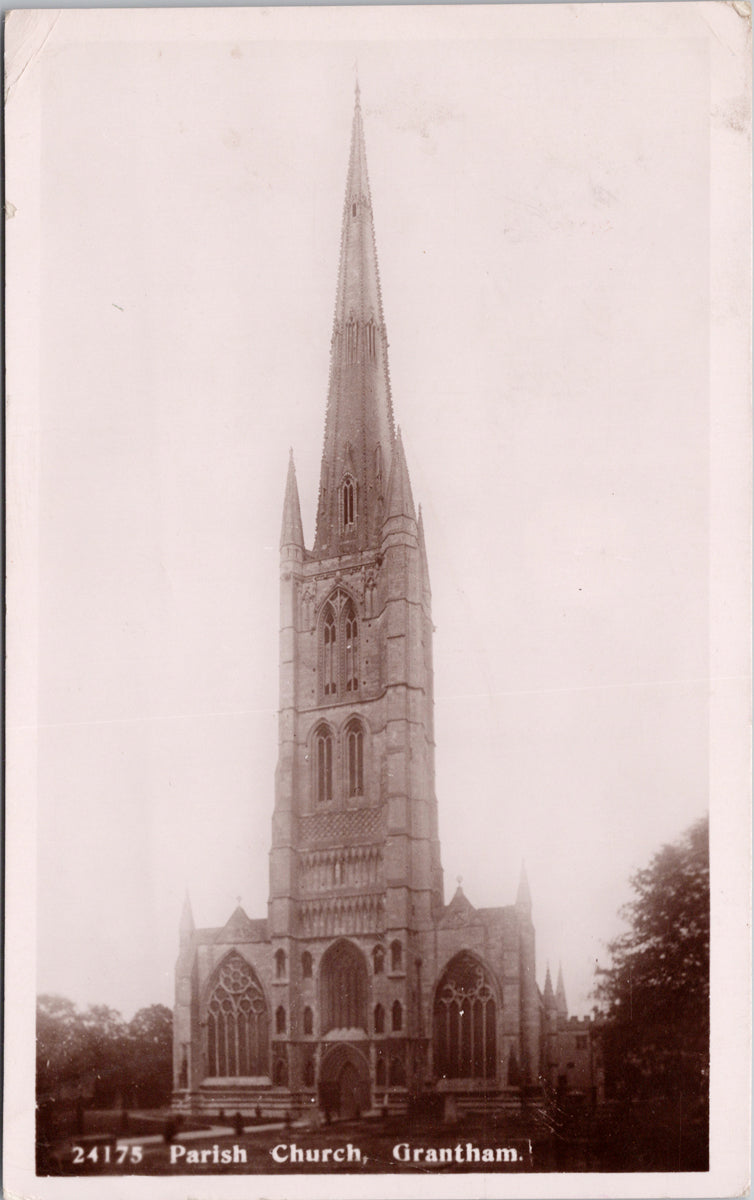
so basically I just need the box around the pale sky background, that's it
[25,11,717,1022]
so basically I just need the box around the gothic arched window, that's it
[342,476,356,531]
[373,945,384,975]
[432,952,497,1081]
[392,1000,403,1032]
[323,607,337,696]
[275,1006,286,1035]
[301,951,313,979]
[206,952,269,1078]
[303,1006,313,1035]
[274,949,286,979]
[344,604,359,692]
[391,940,403,973]
[319,939,368,1034]
[319,590,360,702]
[315,725,333,804]
[374,1003,385,1034]
[345,718,364,797]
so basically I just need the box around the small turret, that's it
[556,963,568,1019]
[543,963,557,1012]
[384,428,416,526]
[280,450,305,554]
[179,891,195,954]
[516,861,532,915]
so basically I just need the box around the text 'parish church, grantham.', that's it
[173,86,599,1120]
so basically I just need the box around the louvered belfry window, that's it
[319,590,359,701]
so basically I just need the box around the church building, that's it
[173,87,550,1119]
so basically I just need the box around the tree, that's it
[126,1004,173,1107]
[36,995,173,1109]
[595,816,709,1109]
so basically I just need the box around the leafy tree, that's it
[36,995,173,1109]
[127,1004,173,1107]
[595,815,709,1109]
[36,994,88,1097]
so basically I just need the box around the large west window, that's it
[206,952,269,1078]
[319,939,368,1034]
[433,953,497,1081]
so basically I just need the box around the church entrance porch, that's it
[319,1045,370,1120]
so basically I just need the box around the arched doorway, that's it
[319,1045,370,1120]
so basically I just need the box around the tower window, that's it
[391,940,403,973]
[342,476,356,530]
[344,605,358,692]
[275,949,286,979]
[392,1000,403,1032]
[319,589,360,701]
[315,726,334,803]
[346,718,364,797]
[323,608,337,696]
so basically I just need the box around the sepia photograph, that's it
[4,5,750,1198]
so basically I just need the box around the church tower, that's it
[269,84,443,1102]
[173,86,542,1120]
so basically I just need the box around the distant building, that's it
[173,87,593,1119]
[540,965,605,1105]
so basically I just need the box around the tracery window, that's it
[323,608,337,696]
[344,604,358,692]
[319,590,360,702]
[319,939,368,1034]
[342,475,356,530]
[315,725,333,803]
[432,953,497,1081]
[206,952,269,1078]
[346,718,364,797]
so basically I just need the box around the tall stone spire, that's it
[314,84,395,556]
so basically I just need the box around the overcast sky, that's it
[15,7,726,1021]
